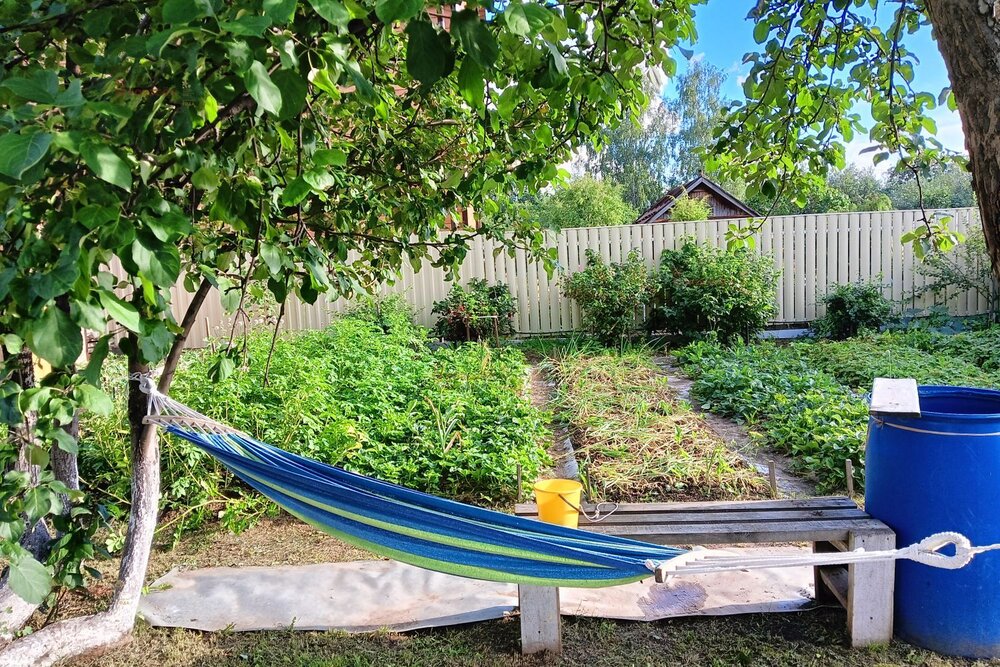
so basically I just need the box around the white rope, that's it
[645,531,1000,580]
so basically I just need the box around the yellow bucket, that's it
[533,478,583,528]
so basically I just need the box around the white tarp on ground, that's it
[138,547,815,633]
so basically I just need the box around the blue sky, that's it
[664,3,966,171]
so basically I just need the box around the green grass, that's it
[548,347,768,502]
[76,610,997,667]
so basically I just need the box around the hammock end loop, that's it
[912,532,976,570]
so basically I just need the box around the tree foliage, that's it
[0,0,702,625]
[667,194,712,221]
[708,0,971,256]
[530,176,637,229]
[663,61,727,186]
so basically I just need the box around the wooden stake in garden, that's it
[768,460,778,499]
[845,460,855,498]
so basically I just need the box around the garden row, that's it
[543,344,767,502]
[81,298,549,540]
[675,327,1000,491]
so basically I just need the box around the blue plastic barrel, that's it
[866,385,1000,658]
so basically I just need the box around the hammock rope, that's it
[132,374,1000,586]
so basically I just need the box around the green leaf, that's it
[264,0,297,23]
[505,3,551,37]
[24,487,61,523]
[1,70,58,103]
[272,70,307,121]
[132,230,181,285]
[308,0,350,26]
[203,91,219,122]
[145,211,193,242]
[260,243,284,275]
[245,61,283,117]
[81,143,132,191]
[0,132,53,180]
[81,336,110,386]
[74,383,114,416]
[452,10,498,69]
[280,177,311,206]
[8,556,52,605]
[162,0,213,24]
[51,428,80,454]
[28,307,82,368]
[406,21,449,85]
[375,0,422,23]
[457,59,484,109]
[314,148,348,167]
[219,15,272,36]
[98,290,142,333]
[192,166,220,191]
[753,21,770,44]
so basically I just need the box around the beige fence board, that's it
[156,208,987,344]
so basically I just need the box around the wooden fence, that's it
[170,207,987,346]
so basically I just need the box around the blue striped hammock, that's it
[145,389,685,588]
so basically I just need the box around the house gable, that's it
[635,175,761,224]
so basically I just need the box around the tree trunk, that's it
[0,280,213,666]
[925,1,1000,280]
[0,348,47,645]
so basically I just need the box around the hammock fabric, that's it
[142,380,998,586]
[147,388,685,588]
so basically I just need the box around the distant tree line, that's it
[498,60,974,230]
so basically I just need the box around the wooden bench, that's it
[513,496,895,654]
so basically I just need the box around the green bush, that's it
[650,241,778,343]
[812,281,892,340]
[668,194,712,222]
[80,312,548,537]
[530,176,637,229]
[562,250,655,346]
[432,279,517,342]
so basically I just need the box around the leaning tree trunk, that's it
[925,1,1000,280]
[0,279,213,666]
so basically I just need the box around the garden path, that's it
[653,356,816,498]
[528,365,579,480]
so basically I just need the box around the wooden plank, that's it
[848,529,895,646]
[516,496,858,516]
[818,566,849,609]
[869,377,920,417]
[519,585,561,655]
[530,519,889,546]
[515,508,868,527]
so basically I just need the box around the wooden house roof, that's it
[635,174,761,224]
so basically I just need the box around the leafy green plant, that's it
[676,341,866,492]
[650,240,778,343]
[562,250,655,346]
[81,312,548,537]
[797,335,999,390]
[668,194,712,222]
[432,279,517,342]
[812,281,893,340]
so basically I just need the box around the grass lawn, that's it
[68,517,997,667]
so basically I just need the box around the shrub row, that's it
[563,241,779,346]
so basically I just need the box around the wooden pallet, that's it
[513,496,895,655]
